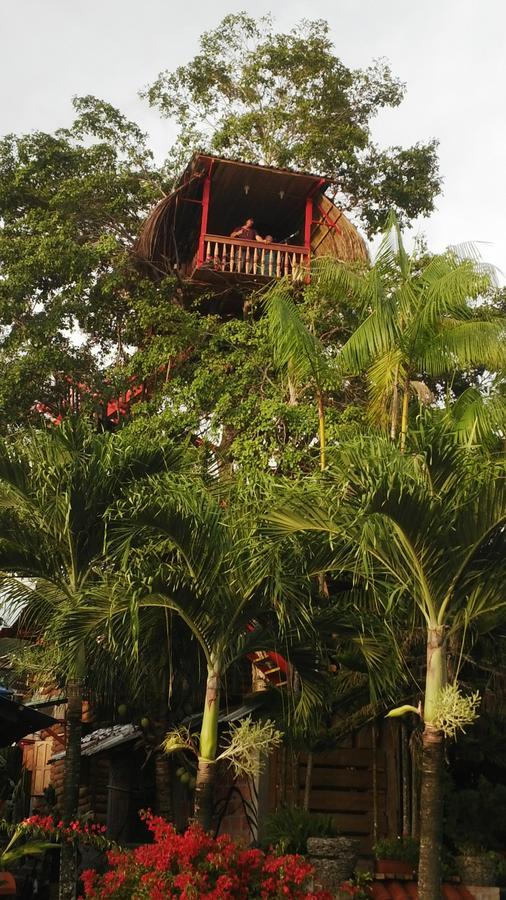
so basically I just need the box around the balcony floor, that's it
[189,263,274,289]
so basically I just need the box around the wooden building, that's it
[134,154,368,288]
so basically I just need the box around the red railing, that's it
[199,234,310,280]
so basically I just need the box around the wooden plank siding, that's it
[267,722,403,857]
[299,743,385,853]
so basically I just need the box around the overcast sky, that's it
[1,0,504,277]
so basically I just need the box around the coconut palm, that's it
[0,418,186,899]
[267,424,506,900]
[314,213,506,450]
[262,285,330,469]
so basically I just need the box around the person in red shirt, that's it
[230,217,264,242]
[230,218,265,272]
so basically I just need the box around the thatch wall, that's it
[311,195,368,264]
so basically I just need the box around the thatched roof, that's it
[134,154,368,275]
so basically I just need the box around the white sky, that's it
[0,0,505,277]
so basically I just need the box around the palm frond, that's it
[262,283,327,387]
[421,319,506,375]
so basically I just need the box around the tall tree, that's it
[105,475,331,830]
[144,13,441,235]
[0,419,186,898]
[263,285,330,469]
[0,96,175,427]
[268,422,506,900]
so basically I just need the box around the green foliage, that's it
[314,214,506,441]
[0,417,189,688]
[144,13,441,234]
[444,776,506,851]
[373,836,419,864]
[433,684,480,739]
[0,96,170,426]
[261,805,338,855]
[216,716,283,778]
[0,824,56,870]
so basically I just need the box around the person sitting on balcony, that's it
[230,217,263,242]
[231,218,264,272]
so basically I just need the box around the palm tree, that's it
[314,213,505,450]
[262,285,330,469]
[101,473,334,830]
[0,418,186,899]
[268,424,506,900]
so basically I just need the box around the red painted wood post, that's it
[197,175,211,267]
[304,195,313,283]
[304,194,313,250]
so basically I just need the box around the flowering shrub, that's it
[338,873,373,900]
[0,814,112,852]
[80,811,332,899]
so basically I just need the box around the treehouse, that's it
[135,154,367,288]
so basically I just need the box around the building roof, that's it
[0,694,58,745]
[50,723,140,762]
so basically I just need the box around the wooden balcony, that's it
[190,234,310,285]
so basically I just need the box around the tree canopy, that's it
[144,13,442,234]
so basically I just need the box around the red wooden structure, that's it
[135,154,368,287]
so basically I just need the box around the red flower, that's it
[79,810,333,899]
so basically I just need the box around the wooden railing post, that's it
[196,235,309,282]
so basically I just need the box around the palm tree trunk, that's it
[418,626,446,900]
[154,749,173,821]
[194,663,220,831]
[418,726,444,899]
[59,679,82,900]
[154,662,174,821]
[401,721,411,837]
[303,751,313,810]
[390,366,399,440]
[399,378,410,453]
[317,391,326,470]
[287,370,298,406]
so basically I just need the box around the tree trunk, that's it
[194,664,220,830]
[317,391,326,470]
[154,750,173,821]
[399,378,410,453]
[418,625,447,900]
[59,679,82,900]
[287,370,298,406]
[390,366,399,440]
[303,751,313,811]
[194,758,217,831]
[401,721,411,837]
[154,662,173,821]
[418,726,444,900]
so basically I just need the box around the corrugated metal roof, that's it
[50,723,140,762]
[0,695,58,745]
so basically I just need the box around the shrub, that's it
[372,836,419,865]
[261,806,338,855]
[80,811,332,899]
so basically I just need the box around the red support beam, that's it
[304,194,313,250]
[304,178,326,282]
[197,174,212,267]
[316,202,343,235]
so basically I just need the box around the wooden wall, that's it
[267,720,404,856]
